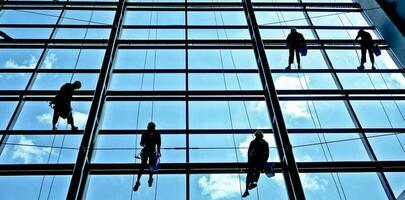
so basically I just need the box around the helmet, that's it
[148,122,156,128]
[291,28,297,33]
[255,129,264,139]
[73,81,82,89]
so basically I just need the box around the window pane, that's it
[101,101,185,129]
[13,101,91,130]
[86,175,185,200]
[189,101,271,129]
[189,50,257,69]
[0,101,18,129]
[0,176,71,200]
[114,49,185,69]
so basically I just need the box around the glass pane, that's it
[101,101,185,129]
[0,101,18,129]
[86,175,186,200]
[0,176,71,200]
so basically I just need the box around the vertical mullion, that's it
[299,2,395,199]
[242,0,305,199]
[66,0,127,199]
[185,1,190,199]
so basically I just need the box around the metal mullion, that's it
[299,1,395,199]
[0,24,112,29]
[3,127,405,136]
[66,0,126,198]
[0,6,66,154]
[242,0,305,198]
[185,1,190,199]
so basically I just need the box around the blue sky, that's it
[1,0,405,199]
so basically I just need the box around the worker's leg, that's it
[286,48,294,70]
[296,48,301,69]
[243,168,253,197]
[52,109,59,131]
[368,47,375,69]
[358,46,366,70]
[67,111,77,131]
[133,156,148,191]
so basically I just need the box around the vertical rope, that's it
[212,7,243,199]
[130,4,154,200]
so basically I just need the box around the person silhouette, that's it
[133,122,161,192]
[242,130,269,198]
[49,81,81,131]
[355,29,375,70]
[285,28,305,70]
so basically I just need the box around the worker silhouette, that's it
[0,31,12,40]
[286,28,305,70]
[242,130,269,198]
[49,81,81,131]
[355,29,375,70]
[133,122,161,192]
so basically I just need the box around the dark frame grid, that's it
[0,0,404,200]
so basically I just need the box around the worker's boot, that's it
[133,181,140,192]
[148,178,153,187]
[242,191,249,198]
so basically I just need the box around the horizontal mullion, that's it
[89,161,405,174]
[0,39,381,45]
[1,6,118,11]
[2,95,404,101]
[1,161,402,176]
[1,89,405,96]
[0,24,112,29]
[2,128,405,136]
[1,1,360,8]
[1,69,403,74]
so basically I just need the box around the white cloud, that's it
[274,75,311,119]
[42,53,57,69]
[36,111,88,129]
[248,101,266,114]
[281,101,311,119]
[5,55,37,69]
[274,75,309,90]
[11,136,50,164]
[198,174,245,200]
[4,53,57,69]
[389,73,405,88]
[300,174,328,191]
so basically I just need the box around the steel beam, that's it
[66,0,127,199]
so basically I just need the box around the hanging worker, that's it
[133,122,161,192]
[0,31,12,40]
[242,130,269,198]
[285,28,305,70]
[355,29,376,70]
[49,81,82,131]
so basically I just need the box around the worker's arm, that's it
[286,34,291,48]
[355,32,360,41]
[157,133,161,155]
[140,133,145,147]
[247,141,254,159]
[264,142,269,162]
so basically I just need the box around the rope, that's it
[212,5,243,199]
[152,1,159,199]
[45,123,68,200]
[3,131,405,152]
[341,10,405,153]
[130,4,154,200]
[215,2,261,198]
[36,124,59,200]
[276,3,346,198]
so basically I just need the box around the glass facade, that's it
[0,0,404,199]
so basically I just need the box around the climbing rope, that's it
[276,4,347,199]
[130,3,154,200]
[340,9,405,153]
[212,6,243,199]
